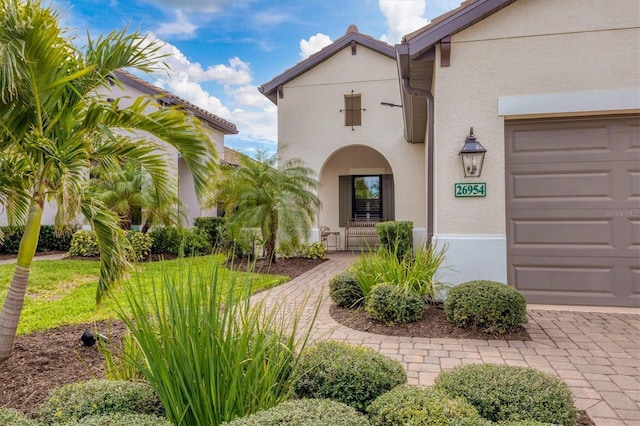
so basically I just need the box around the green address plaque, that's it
[455,182,486,198]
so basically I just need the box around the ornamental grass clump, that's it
[365,284,425,325]
[329,270,364,308]
[118,258,319,425]
[222,399,371,426]
[367,384,489,426]
[351,244,446,299]
[444,280,527,334]
[434,364,578,425]
[293,340,407,412]
[38,380,163,424]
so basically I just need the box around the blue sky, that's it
[56,0,461,157]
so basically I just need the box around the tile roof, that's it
[112,69,238,135]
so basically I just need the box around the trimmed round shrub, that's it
[39,380,164,424]
[149,227,181,255]
[126,230,152,261]
[293,340,407,412]
[76,413,171,426]
[434,364,578,425]
[329,270,364,308]
[444,280,527,334]
[222,399,370,425]
[0,408,37,425]
[69,230,99,257]
[367,384,489,426]
[365,284,425,325]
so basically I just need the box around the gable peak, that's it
[345,24,359,34]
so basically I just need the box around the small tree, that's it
[0,0,217,362]
[215,152,320,263]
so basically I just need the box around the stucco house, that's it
[260,0,640,307]
[0,69,239,228]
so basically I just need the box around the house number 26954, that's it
[454,183,486,198]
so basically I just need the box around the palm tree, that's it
[90,160,186,232]
[0,0,217,362]
[215,152,320,263]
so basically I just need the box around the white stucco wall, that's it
[277,45,426,243]
[431,0,640,284]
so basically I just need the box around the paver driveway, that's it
[253,252,640,426]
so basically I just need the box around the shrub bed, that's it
[367,384,489,425]
[365,284,425,325]
[434,364,578,425]
[39,380,164,424]
[293,340,406,412]
[329,270,364,308]
[444,280,527,334]
[126,230,152,261]
[222,399,370,426]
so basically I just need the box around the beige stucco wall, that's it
[277,45,426,236]
[432,0,640,235]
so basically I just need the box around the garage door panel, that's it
[506,115,640,307]
[508,211,638,258]
[508,256,639,306]
[506,116,640,164]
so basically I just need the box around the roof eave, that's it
[259,33,395,101]
[405,0,516,59]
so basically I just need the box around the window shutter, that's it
[352,95,361,125]
[382,174,394,221]
[344,94,362,127]
[339,175,352,227]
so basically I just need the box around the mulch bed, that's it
[330,302,531,340]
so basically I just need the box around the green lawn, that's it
[0,255,287,335]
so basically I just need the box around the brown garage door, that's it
[505,115,640,307]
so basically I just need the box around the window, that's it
[353,176,381,219]
[344,94,362,127]
[339,174,394,226]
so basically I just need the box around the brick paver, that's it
[253,252,640,425]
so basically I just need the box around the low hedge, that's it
[293,340,406,412]
[149,226,211,256]
[39,380,164,424]
[126,230,152,261]
[365,284,425,325]
[329,270,364,308]
[222,399,370,426]
[367,384,489,426]
[0,225,75,254]
[444,280,527,334]
[434,364,578,425]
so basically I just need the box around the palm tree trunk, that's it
[0,198,43,362]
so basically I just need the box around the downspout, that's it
[401,78,434,247]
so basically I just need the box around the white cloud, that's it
[140,36,277,147]
[150,37,252,85]
[299,33,333,59]
[156,10,198,38]
[378,0,429,44]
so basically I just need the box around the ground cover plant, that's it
[0,255,286,335]
[118,259,320,425]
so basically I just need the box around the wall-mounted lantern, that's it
[459,127,486,178]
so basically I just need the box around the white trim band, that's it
[498,89,640,116]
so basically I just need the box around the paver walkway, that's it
[253,252,640,426]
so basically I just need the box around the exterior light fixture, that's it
[459,127,486,178]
